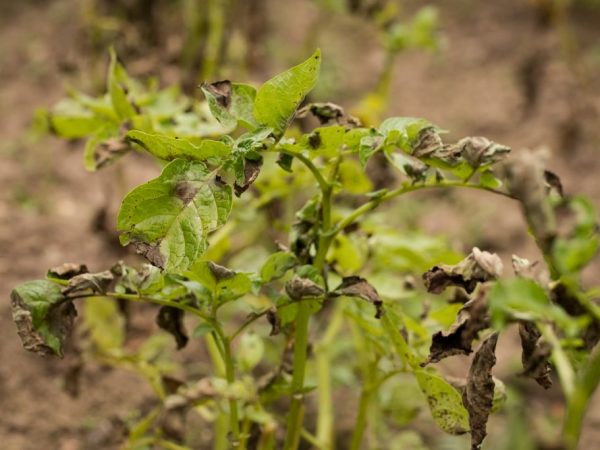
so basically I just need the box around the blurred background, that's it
[1,0,600,449]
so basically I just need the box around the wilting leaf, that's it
[422,287,489,365]
[285,276,324,301]
[266,308,281,336]
[234,157,263,196]
[518,321,552,389]
[423,248,503,294]
[330,276,384,318]
[84,135,130,171]
[415,370,469,435]
[127,130,231,162]
[463,332,498,450]
[186,261,252,302]
[11,280,75,357]
[47,263,89,281]
[544,170,563,196]
[201,81,258,130]
[297,102,360,126]
[253,49,321,135]
[454,137,510,168]
[156,306,189,350]
[260,252,299,283]
[62,270,115,295]
[117,159,233,272]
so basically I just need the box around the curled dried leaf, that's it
[412,127,444,159]
[234,157,263,196]
[285,276,324,301]
[463,332,498,450]
[518,321,552,389]
[543,170,563,197]
[422,286,489,365]
[47,263,89,280]
[456,137,510,168]
[62,270,115,296]
[156,306,189,350]
[266,308,281,336]
[423,248,503,294]
[297,102,361,126]
[330,276,384,318]
[511,255,549,286]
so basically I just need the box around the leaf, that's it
[108,48,136,120]
[253,49,321,135]
[260,252,299,283]
[518,321,552,389]
[201,80,258,130]
[454,137,510,168]
[62,270,115,295]
[233,157,263,196]
[156,306,189,350]
[285,276,324,300]
[423,248,503,294]
[422,286,489,365]
[49,114,106,139]
[84,297,125,353]
[297,102,360,126]
[462,332,498,450]
[11,280,75,357]
[186,261,252,302]
[238,332,265,372]
[117,159,233,272]
[47,263,89,281]
[126,130,231,162]
[84,135,130,171]
[414,370,469,435]
[330,276,384,318]
[193,322,215,338]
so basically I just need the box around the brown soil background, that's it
[1,1,600,449]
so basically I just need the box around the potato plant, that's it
[12,50,600,450]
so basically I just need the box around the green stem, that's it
[350,382,373,450]
[334,180,516,236]
[539,323,575,398]
[564,347,600,449]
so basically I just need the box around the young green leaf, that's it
[186,261,252,302]
[117,159,233,272]
[126,130,231,162]
[11,280,75,357]
[260,252,299,283]
[201,81,258,130]
[253,49,321,135]
[108,48,136,120]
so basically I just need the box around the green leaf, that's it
[379,117,435,151]
[260,252,299,282]
[50,114,106,139]
[117,159,233,272]
[238,333,265,372]
[186,261,252,302]
[300,125,346,158]
[254,49,321,135]
[126,130,231,162]
[83,297,126,353]
[415,369,470,435]
[10,280,75,357]
[108,48,136,120]
[201,81,258,130]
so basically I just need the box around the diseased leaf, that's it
[234,157,263,196]
[453,137,510,168]
[11,280,75,357]
[462,332,498,450]
[518,321,552,389]
[260,252,299,283]
[253,49,321,135]
[186,261,252,302]
[126,130,231,162]
[47,263,89,281]
[297,102,360,126]
[266,307,281,336]
[423,248,503,294]
[422,286,489,365]
[156,306,189,350]
[62,270,115,295]
[201,80,258,130]
[285,276,324,301]
[117,159,233,272]
[84,135,130,171]
[330,276,384,318]
[415,369,470,435]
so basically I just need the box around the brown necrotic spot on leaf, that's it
[518,321,552,389]
[156,306,189,350]
[62,270,115,296]
[207,261,235,281]
[174,181,199,206]
[234,157,263,197]
[463,332,498,450]
[47,263,89,280]
[422,286,489,366]
[285,276,325,301]
[330,276,384,318]
[203,80,232,109]
[133,240,166,269]
[423,248,503,295]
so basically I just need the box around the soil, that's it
[1,0,600,449]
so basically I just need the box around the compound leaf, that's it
[117,159,233,272]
